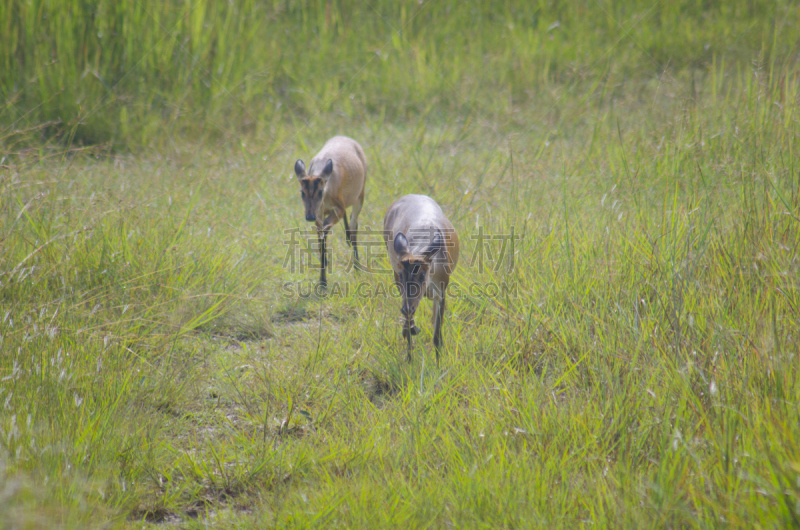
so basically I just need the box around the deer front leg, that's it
[396,272,415,362]
[321,205,345,233]
[396,271,420,340]
[317,228,328,288]
[316,207,344,287]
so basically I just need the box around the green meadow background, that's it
[2,0,800,527]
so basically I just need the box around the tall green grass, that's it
[2,0,798,148]
[2,56,800,525]
[2,0,800,527]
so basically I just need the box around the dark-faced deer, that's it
[383,194,459,362]
[294,136,367,287]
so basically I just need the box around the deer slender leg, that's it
[433,293,446,364]
[318,229,328,288]
[343,214,351,247]
[349,190,365,265]
[317,207,344,287]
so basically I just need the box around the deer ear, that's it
[294,159,307,179]
[422,231,443,262]
[321,159,334,181]
[393,232,410,256]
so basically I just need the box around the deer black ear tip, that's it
[393,232,409,254]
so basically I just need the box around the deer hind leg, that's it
[349,190,365,265]
[432,291,447,363]
[342,213,351,247]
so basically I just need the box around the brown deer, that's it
[294,136,367,287]
[383,194,459,361]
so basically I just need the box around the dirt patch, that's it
[271,306,310,323]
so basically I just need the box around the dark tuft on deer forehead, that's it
[401,257,428,272]
[300,176,322,188]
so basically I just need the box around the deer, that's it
[294,136,367,287]
[383,194,459,362]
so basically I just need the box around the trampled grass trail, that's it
[2,1,800,527]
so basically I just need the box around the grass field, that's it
[2,0,800,527]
